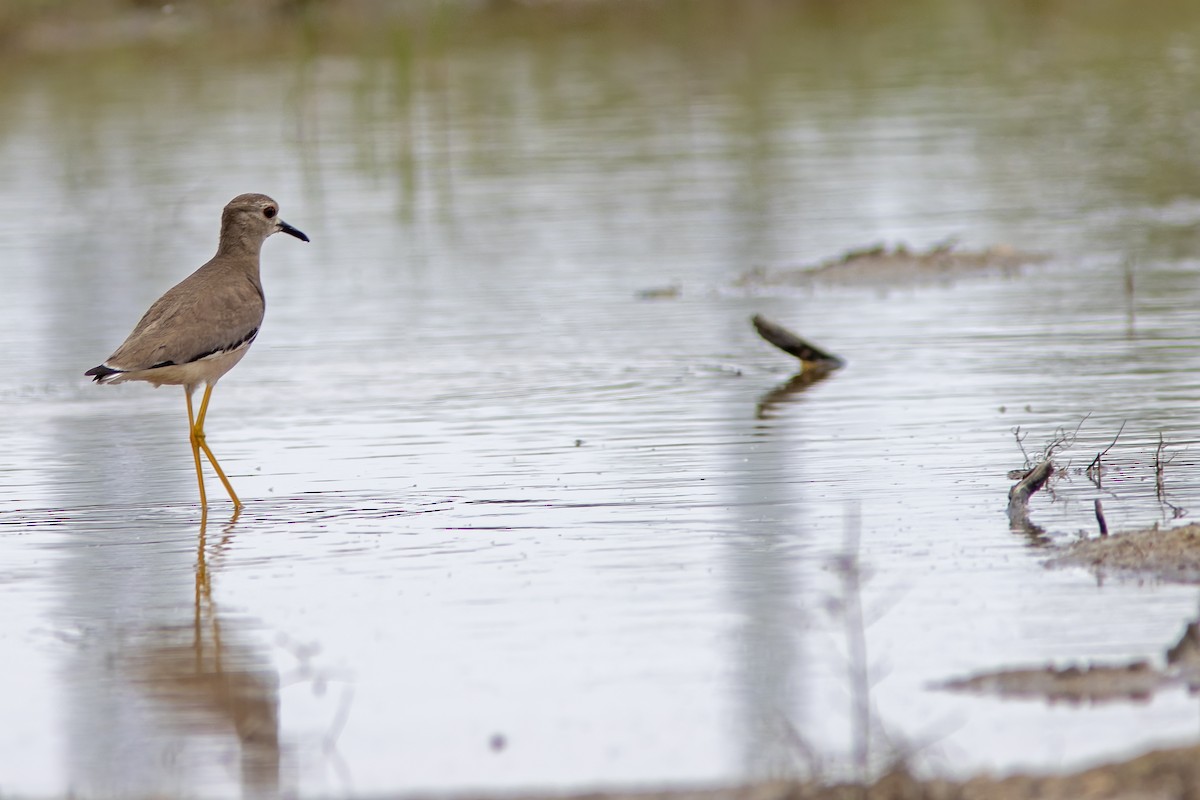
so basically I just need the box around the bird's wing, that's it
[104,271,265,372]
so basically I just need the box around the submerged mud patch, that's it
[936,661,1164,705]
[737,242,1047,290]
[934,580,1200,706]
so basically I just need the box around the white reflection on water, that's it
[5,4,1200,796]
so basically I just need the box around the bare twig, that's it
[1087,420,1126,488]
[1154,432,1187,519]
[324,684,355,751]
[1050,413,1091,457]
[780,718,825,781]
[1011,426,1031,468]
[1094,499,1108,537]
[1156,432,1168,500]
[1006,416,1090,538]
[831,503,870,787]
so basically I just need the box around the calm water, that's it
[5,2,1200,796]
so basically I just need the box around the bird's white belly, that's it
[111,345,253,389]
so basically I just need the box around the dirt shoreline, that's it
[445,745,1200,800]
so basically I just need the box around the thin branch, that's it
[1087,420,1126,488]
[1155,433,1167,501]
[1154,432,1187,519]
[1048,413,1091,458]
[1011,426,1031,468]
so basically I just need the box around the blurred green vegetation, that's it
[7,0,1200,238]
[4,0,1200,63]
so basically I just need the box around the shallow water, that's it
[5,2,1200,796]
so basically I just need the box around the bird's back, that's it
[91,256,265,384]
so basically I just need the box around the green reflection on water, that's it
[4,0,1200,261]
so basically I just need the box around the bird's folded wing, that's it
[104,276,265,372]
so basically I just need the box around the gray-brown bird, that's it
[86,193,309,507]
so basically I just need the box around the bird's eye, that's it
[263,207,277,219]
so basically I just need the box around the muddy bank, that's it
[453,743,1200,800]
[1049,523,1200,585]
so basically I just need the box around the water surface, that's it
[4,2,1200,796]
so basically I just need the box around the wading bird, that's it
[86,193,309,507]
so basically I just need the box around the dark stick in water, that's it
[752,314,845,368]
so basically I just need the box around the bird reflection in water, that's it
[130,508,281,796]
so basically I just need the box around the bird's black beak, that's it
[279,220,310,242]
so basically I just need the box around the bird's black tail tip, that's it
[85,364,125,383]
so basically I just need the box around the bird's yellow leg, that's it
[186,389,209,507]
[193,384,242,508]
